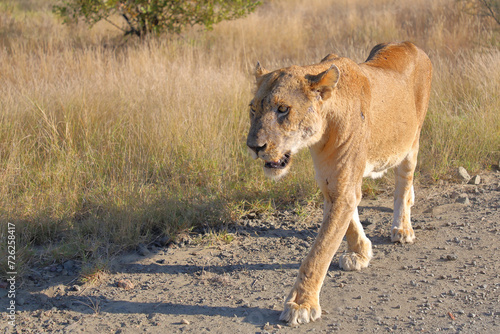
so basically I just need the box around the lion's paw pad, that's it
[280,301,321,326]
[391,227,415,244]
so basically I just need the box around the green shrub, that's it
[53,0,261,37]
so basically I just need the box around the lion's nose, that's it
[247,142,267,155]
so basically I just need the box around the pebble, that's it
[39,294,49,305]
[446,254,458,261]
[361,218,373,226]
[63,260,75,271]
[456,194,470,205]
[457,167,471,181]
[468,175,481,185]
[156,235,170,247]
[137,244,150,256]
[117,279,134,290]
[263,322,273,331]
[181,319,190,325]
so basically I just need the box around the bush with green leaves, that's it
[54,0,261,37]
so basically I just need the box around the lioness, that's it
[246,42,432,325]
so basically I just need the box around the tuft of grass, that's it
[79,260,109,286]
[362,179,385,200]
[192,229,235,247]
[0,0,498,278]
[74,296,101,314]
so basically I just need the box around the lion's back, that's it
[364,42,430,76]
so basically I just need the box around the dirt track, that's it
[1,171,499,333]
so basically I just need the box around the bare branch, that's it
[103,18,127,33]
[479,0,500,25]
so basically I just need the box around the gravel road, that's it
[1,171,499,333]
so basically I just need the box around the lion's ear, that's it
[255,61,269,78]
[308,64,340,100]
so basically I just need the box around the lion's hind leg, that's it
[339,207,373,271]
[391,145,419,243]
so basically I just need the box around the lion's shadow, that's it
[19,293,282,325]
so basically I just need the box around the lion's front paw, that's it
[339,251,371,271]
[391,227,415,243]
[279,300,321,326]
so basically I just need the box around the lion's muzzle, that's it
[264,153,291,169]
[247,142,267,158]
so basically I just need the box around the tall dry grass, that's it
[0,0,499,275]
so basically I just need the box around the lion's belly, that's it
[363,88,420,180]
[363,154,406,179]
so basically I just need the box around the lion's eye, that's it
[277,105,290,114]
[249,105,256,114]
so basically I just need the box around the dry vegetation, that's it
[0,0,499,276]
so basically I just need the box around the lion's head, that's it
[246,61,340,180]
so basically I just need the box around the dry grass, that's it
[0,0,498,277]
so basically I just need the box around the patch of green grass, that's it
[420,50,500,179]
[192,229,235,247]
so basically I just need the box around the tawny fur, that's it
[246,42,432,326]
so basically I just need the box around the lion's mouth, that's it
[264,153,291,169]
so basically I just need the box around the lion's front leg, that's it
[280,200,353,326]
[279,272,322,325]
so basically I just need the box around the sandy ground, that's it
[1,171,499,333]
